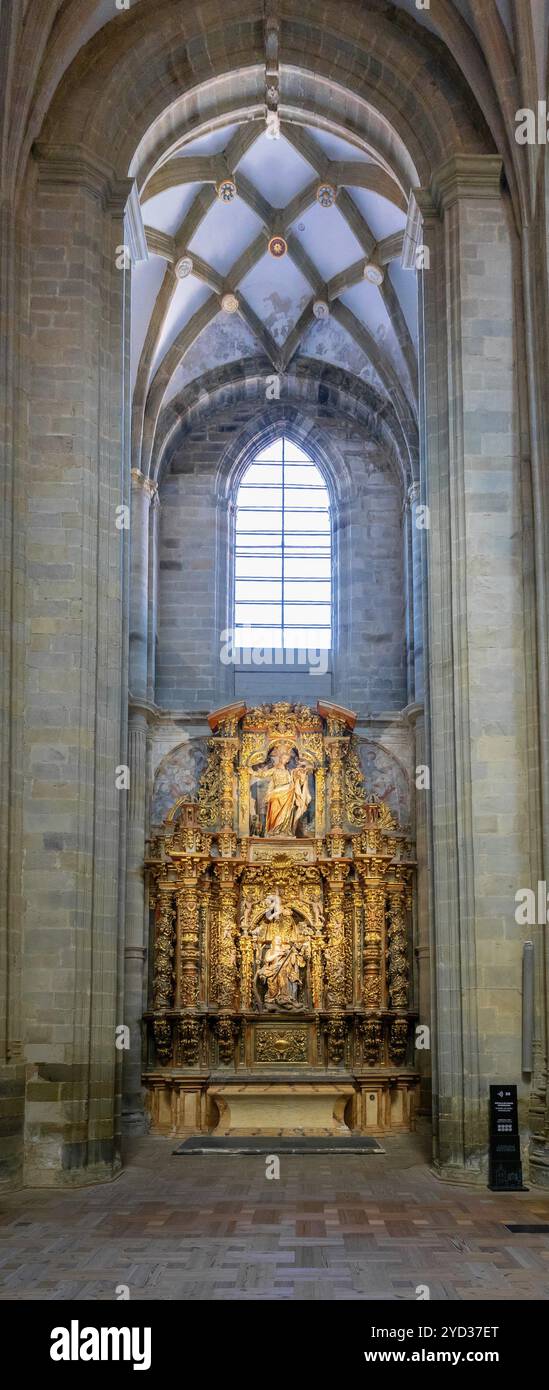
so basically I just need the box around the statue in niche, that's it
[249,889,315,1012]
[250,740,313,837]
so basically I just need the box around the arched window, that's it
[235,435,332,653]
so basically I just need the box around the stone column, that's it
[417,155,531,1180]
[21,152,131,1185]
[403,486,415,703]
[0,187,26,1190]
[130,470,155,701]
[406,473,430,1110]
[147,487,160,700]
[408,481,424,702]
[519,158,549,1187]
[122,707,149,1133]
[407,702,432,1114]
[122,469,156,1132]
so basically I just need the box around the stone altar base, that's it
[207,1083,355,1136]
[143,1070,419,1135]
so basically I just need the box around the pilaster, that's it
[21,147,131,1184]
[417,154,530,1179]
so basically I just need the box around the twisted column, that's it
[321,861,349,1008]
[386,875,409,1009]
[214,861,241,1009]
[176,870,200,1009]
[361,873,386,1011]
[152,879,176,1012]
[219,738,238,831]
[325,738,345,830]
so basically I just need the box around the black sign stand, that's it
[488,1084,528,1191]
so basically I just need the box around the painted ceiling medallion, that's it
[363,261,385,286]
[216,178,237,203]
[174,254,193,280]
[316,182,337,208]
[221,292,239,314]
[313,299,330,320]
[268,234,288,258]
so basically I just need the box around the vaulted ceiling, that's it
[2,0,547,480]
[132,116,417,470]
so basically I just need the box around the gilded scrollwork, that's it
[389,1016,409,1065]
[359,1015,382,1066]
[152,885,175,1011]
[177,877,200,1009]
[197,739,221,829]
[219,738,238,829]
[153,1017,172,1066]
[344,881,354,1004]
[345,738,368,826]
[325,738,345,828]
[325,1012,347,1066]
[214,1012,238,1065]
[177,1016,202,1066]
[321,861,349,1008]
[387,880,409,1009]
[243,702,322,734]
[239,930,254,1011]
[255,1028,308,1063]
[362,879,386,1010]
[146,701,416,1100]
[214,861,241,1010]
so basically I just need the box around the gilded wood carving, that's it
[144,701,416,1082]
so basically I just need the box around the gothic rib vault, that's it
[131,115,418,485]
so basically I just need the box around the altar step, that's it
[173,1135,384,1154]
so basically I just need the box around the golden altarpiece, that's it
[143,701,418,1136]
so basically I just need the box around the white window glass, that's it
[234,436,332,650]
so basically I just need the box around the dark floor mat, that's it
[504,1224,549,1234]
[173,1135,384,1154]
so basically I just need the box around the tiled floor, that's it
[1,1128,549,1300]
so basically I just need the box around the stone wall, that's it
[156,403,408,714]
[1,0,548,1192]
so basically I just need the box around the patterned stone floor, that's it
[1,1128,549,1300]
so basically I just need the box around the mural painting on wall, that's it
[151,739,208,824]
[355,738,410,829]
